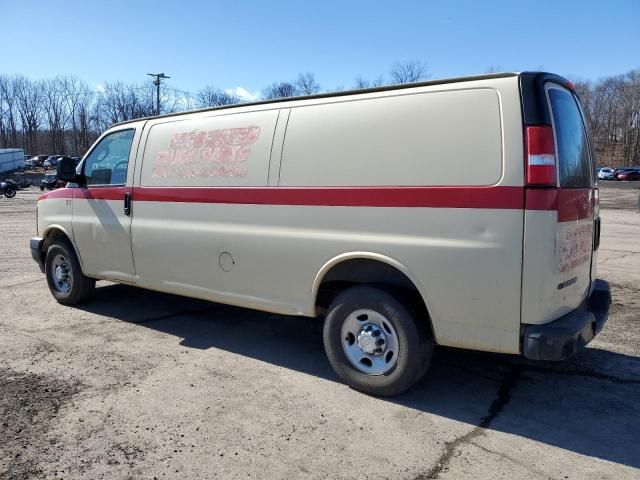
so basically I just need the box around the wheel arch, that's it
[312,252,438,342]
[40,225,85,272]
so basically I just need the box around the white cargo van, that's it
[31,72,610,396]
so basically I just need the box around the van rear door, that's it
[548,85,596,308]
[521,80,597,326]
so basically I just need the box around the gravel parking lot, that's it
[1,183,639,480]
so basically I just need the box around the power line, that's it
[167,86,196,96]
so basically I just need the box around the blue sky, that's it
[1,0,638,99]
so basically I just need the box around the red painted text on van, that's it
[557,223,593,273]
[152,126,260,179]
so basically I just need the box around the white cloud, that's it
[226,86,260,102]
[95,83,106,93]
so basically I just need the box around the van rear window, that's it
[548,88,592,188]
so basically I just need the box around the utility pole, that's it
[147,72,170,116]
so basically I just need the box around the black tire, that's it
[44,238,95,305]
[4,187,16,198]
[40,184,45,191]
[323,285,433,396]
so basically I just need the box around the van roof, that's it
[113,71,570,127]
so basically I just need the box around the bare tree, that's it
[571,69,640,166]
[172,88,195,112]
[156,81,181,115]
[41,77,70,153]
[60,76,93,154]
[296,72,320,95]
[0,75,19,148]
[353,76,370,89]
[263,81,298,99]
[13,76,43,155]
[353,75,385,89]
[195,86,240,108]
[76,89,98,154]
[2,66,635,164]
[93,81,156,130]
[372,76,385,87]
[390,60,428,84]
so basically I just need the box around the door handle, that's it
[124,192,131,216]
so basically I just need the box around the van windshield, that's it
[548,88,592,188]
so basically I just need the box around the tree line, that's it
[0,60,427,157]
[573,70,640,167]
[1,62,638,166]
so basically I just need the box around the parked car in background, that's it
[25,155,49,168]
[613,167,639,180]
[617,169,640,181]
[598,167,615,180]
[40,174,63,191]
[43,155,61,168]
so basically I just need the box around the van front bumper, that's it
[522,280,611,361]
[30,237,45,273]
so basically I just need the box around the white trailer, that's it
[0,149,25,173]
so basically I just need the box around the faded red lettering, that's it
[152,126,260,179]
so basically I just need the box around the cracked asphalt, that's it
[1,182,639,479]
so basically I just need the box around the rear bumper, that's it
[522,280,611,361]
[30,237,45,273]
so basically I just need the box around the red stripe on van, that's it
[38,185,593,218]
[38,187,74,200]
[41,185,524,208]
[556,188,594,222]
[524,188,557,210]
[38,186,127,201]
[74,186,129,201]
[132,186,525,209]
[525,187,594,221]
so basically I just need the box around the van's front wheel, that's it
[45,239,95,305]
[323,286,432,396]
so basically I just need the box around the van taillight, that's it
[525,125,557,186]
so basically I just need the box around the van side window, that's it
[83,129,135,186]
[548,89,591,188]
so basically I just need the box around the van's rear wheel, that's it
[45,239,95,305]
[323,286,432,396]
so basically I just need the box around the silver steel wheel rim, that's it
[341,309,399,375]
[51,253,72,294]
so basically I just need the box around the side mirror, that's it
[57,157,79,182]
